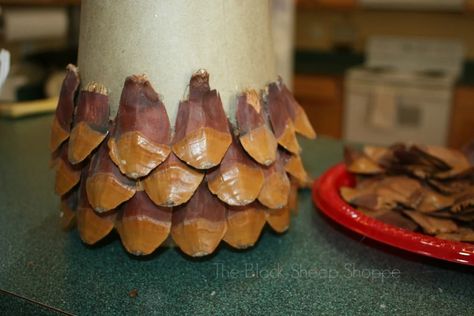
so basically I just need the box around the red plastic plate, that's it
[313,163,474,266]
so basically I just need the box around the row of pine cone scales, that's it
[50,65,316,257]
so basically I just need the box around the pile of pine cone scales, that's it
[341,143,474,242]
[50,65,316,257]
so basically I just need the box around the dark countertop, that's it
[294,50,364,77]
[295,50,474,85]
[0,115,473,315]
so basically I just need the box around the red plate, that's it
[313,163,474,266]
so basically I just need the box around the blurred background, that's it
[0,0,473,148]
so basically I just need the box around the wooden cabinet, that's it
[466,0,474,12]
[296,0,357,10]
[293,74,344,139]
[449,86,474,148]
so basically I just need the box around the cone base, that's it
[171,219,227,257]
[173,127,232,170]
[224,205,266,249]
[86,173,136,213]
[117,218,170,256]
[50,115,70,152]
[240,126,277,166]
[50,67,317,258]
[77,207,115,245]
[109,131,170,179]
[68,122,107,165]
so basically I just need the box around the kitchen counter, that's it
[0,115,473,315]
[294,50,474,85]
